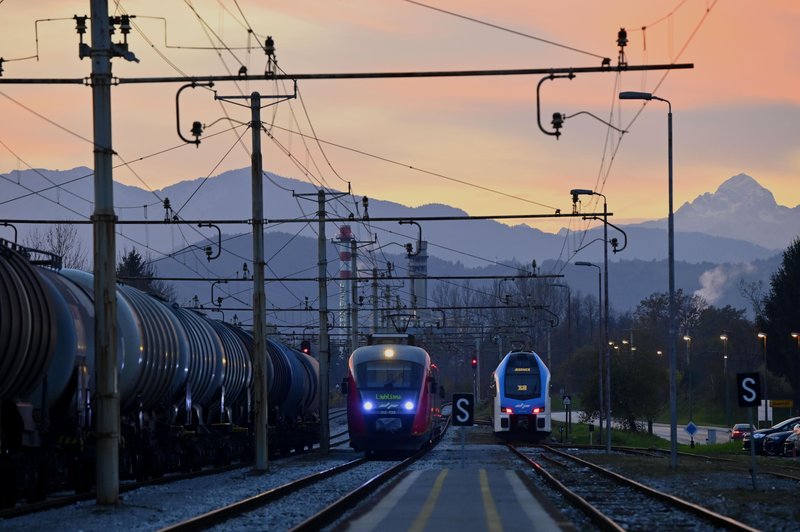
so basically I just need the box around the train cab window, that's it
[504,357,541,400]
[357,360,421,389]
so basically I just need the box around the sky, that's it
[0,1,798,235]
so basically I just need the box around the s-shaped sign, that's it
[737,373,762,407]
[452,393,474,427]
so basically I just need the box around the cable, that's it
[403,0,607,60]
[0,89,93,145]
[173,126,249,216]
[264,123,558,211]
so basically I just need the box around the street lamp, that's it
[720,333,729,428]
[576,260,603,439]
[683,335,694,447]
[793,333,800,417]
[619,89,678,468]
[758,332,768,426]
[571,189,611,453]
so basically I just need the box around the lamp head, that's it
[619,91,653,100]
[570,188,594,204]
[758,332,767,339]
[575,261,594,267]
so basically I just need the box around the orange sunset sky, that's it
[0,1,798,234]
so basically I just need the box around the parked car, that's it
[762,421,800,455]
[730,423,753,440]
[782,432,800,457]
[743,416,800,454]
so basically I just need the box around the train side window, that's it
[429,377,437,394]
[340,378,349,395]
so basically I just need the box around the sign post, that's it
[737,372,761,489]
[452,393,474,469]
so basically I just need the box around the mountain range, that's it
[1,167,797,314]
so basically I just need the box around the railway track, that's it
[0,461,250,521]
[158,415,449,531]
[510,444,759,531]
[0,410,352,521]
[159,436,444,530]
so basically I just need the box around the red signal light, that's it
[471,357,477,369]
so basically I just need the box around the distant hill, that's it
[0,167,785,269]
[636,173,800,250]
[0,167,789,320]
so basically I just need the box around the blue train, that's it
[490,350,551,441]
[0,240,319,506]
[342,335,444,453]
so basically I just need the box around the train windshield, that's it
[356,360,422,389]
[504,359,541,400]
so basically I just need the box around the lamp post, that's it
[571,189,611,453]
[619,90,678,468]
[720,333,729,428]
[758,332,768,426]
[576,260,603,438]
[683,335,693,447]
[792,333,800,417]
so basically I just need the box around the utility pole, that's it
[90,0,120,505]
[371,267,379,334]
[295,188,349,453]
[212,90,275,469]
[317,191,330,453]
[350,239,358,354]
[249,93,269,470]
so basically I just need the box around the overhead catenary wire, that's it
[403,0,608,61]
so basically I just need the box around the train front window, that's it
[504,366,541,400]
[357,360,421,389]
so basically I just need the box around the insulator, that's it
[74,15,88,35]
[265,36,275,57]
[190,121,203,139]
[551,112,564,130]
[617,28,628,48]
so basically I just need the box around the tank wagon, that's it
[0,241,318,507]
[490,350,551,441]
[342,335,444,454]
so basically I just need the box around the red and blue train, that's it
[490,350,551,441]
[342,336,444,453]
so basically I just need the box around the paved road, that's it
[552,411,732,446]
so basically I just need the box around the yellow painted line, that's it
[479,468,503,532]
[409,469,449,532]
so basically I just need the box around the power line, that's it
[403,0,608,61]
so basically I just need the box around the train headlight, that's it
[532,407,542,414]
[404,401,414,411]
[502,407,513,414]
[363,401,374,411]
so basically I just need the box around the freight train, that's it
[0,240,319,507]
[490,350,551,441]
[342,334,444,454]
